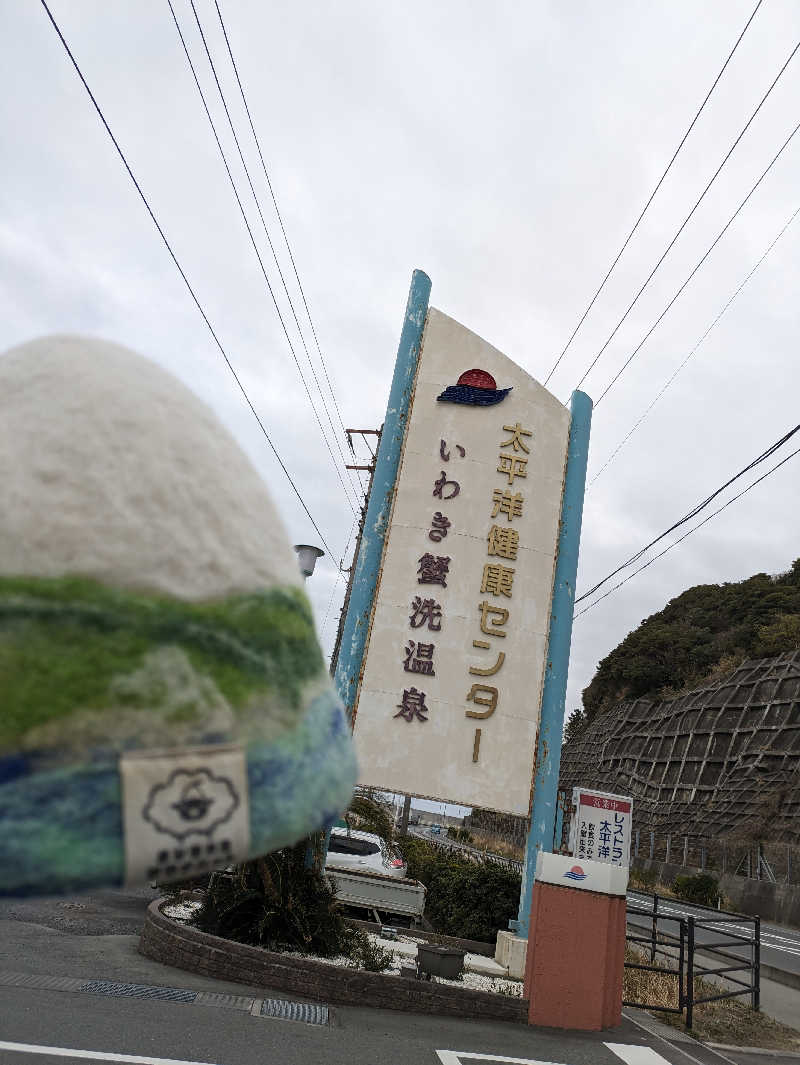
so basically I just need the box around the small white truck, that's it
[325,866,427,925]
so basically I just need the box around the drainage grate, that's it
[0,972,84,993]
[0,970,326,1023]
[194,991,254,1011]
[260,998,329,1025]
[78,980,198,1003]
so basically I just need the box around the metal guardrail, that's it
[411,829,523,874]
[625,892,760,1029]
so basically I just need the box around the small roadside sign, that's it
[568,788,633,868]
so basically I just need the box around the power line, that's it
[168,0,360,517]
[575,445,800,620]
[594,117,800,406]
[37,0,335,559]
[320,570,343,646]
[573,37,800,394]
[576,421,800,605]
[212,0,354,466]
[589,202,800,486]
[186,0,362,510]
[543,0,764,387]
[320,513,359,645]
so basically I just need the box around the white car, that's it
[325,828,407,879]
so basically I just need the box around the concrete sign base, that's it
[523,853,628,1030]
[495,930,528,981]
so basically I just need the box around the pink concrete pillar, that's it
[524,853,628,1031]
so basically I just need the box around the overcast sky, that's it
[3,0,799,736]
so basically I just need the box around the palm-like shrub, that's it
[193,842,352,956]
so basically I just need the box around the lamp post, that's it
[293,541,328,871]
[294,544,324,580]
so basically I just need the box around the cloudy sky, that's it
[3,0,799,731]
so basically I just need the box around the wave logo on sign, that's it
[563,864,587,881]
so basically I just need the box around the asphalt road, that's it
[627,891,800,981]
[0,978,784,1065]
[407,832,800,984]
[0,888,783,1065]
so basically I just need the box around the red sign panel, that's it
[579,793,631,814]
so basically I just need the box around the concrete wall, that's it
[634,859,800,927]
[720,874,800,928]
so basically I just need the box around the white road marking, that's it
[627,894,800,958]
[436,1050,675,1065]
[605,1044,673,1064]
[0,1040,219,1065]
[435,1053,562,1065]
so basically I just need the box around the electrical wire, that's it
[320,513,359,645]
[575,422,800,605]
[575,445,800,620]
[212,0,354,465]
[543,0,765,387]
[37,0,336,558]
[168,0,360,518]
[573,37,800,394]
[182,0,362,512]
[320,570,344,646]
[594,117,800,406]
[589,202,800,486]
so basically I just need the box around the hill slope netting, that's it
[560,650,800,848]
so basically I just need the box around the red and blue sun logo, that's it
[563,865,587,881]
[437,368,512,407]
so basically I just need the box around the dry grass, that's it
[624,944,800,1051]
[468,832,524,861]
[628,869,678,898]
[623,946,680,1011]
[683,990,800,1050]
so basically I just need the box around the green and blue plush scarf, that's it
[0,336,358,896]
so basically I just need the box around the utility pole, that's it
[398,794,412,837]
[329,429,381,677]
[300,432,379,874]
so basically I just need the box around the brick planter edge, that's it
[138,899,526,1023]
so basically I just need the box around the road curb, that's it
[761,963,800,993]
[706,1043,800,1059]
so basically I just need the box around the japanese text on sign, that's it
[396,439,466,726]
[462,423,534,762]
[570,788,633,868]
[351,306,573,815]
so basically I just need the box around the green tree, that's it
[563,708,587,745]
[755,614,800,656]
[580,560,800,717]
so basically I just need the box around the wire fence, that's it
[630,831,800,885]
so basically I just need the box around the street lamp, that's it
[294,541,327,871]
[294,544,324,580]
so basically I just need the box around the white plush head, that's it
[0,335,300,600]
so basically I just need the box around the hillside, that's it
[580,558,800,723]
[560,649,800,848]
